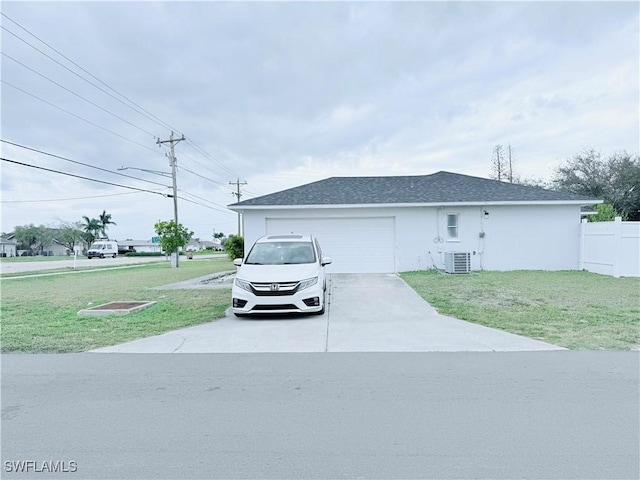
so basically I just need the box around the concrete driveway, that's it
[93,274,565,353]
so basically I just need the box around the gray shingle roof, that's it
[231,171,600,207]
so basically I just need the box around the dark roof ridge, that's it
[230,170,601,207]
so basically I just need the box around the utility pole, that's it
[229,178,247,236]
[157,131,186,266]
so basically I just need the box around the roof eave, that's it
[228,199,603,211]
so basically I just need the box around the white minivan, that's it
[232,234,332,316]
[87,240,119,259]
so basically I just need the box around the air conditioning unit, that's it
[444,252,471,274]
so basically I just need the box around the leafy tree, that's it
[56,221,86,251]
[587,203,626,222]
[552,150,640,220]
[98,210,117,237]
[14,224,40,251]
[34,226,54,253]
[13,224,52,253]
[154,220,193,268]
[224,234,244,261]
[513,176,550,189]
[214,232,225,239]
[81,216,102,246]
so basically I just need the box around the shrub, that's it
[588,203,627,222]
[224,235,244,261]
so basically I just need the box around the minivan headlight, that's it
[298,277,318,291]
[234,278,252,292]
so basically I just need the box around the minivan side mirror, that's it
[321,256,332,266]
[233,258,243,267]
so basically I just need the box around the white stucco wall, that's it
[240,203,584,272]
[475,204,581,271]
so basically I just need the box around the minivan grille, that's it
[250,281,299,296]
[252,304,298,311]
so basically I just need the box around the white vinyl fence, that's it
[579,217,640,277]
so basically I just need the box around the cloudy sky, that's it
[1,1,638,242]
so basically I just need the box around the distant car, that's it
[231,234,332,316]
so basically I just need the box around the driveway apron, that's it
[91,273,565,353]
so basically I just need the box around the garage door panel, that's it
[266,217,395,273]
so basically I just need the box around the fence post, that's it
[579,218,587,271]
[613,217,622,278]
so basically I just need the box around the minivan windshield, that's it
[245,241,316,265]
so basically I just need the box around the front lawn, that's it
[400,270,640,350]
[0,258,234,353]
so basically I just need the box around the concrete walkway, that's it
[92,273,565,353]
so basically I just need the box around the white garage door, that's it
[266,217,395,273]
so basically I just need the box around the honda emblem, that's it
[270,283,280,291]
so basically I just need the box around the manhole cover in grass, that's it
[78,301,156,316]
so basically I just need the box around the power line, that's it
[178,151,231,182]
[1,140,170,188]
[179,160,264,197]
[1,12,181,135]
[179,164,229,188]
[184,139,239,179]
[1,157,171,196]
[178,194,235,214]
[178,189,234,213]
[2,12,248,189]
[2,80,162,154]
[2,52,158,138]
[0,22,178,137]
[243,189,265,197]
[0,190,160,203]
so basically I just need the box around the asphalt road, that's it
[2,352,638,479]
[0,254,225,274]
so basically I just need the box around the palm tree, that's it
[81,216,102,246]
[98,210,117,237]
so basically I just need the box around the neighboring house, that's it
[228,171,601,273]
[202,239,224,251]
[3,232,70,256]
[118,240,162,254]
[186,239,224,251]
[0,237,17,257]
[46,240,71,256]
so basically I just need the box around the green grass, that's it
[1,258,234,353]
[1,263,165,278]
[400,270,640,350]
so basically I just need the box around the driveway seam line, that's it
[324,275,332,353]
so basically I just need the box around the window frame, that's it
[446,213,460,241]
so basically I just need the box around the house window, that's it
[447,214,459,239]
